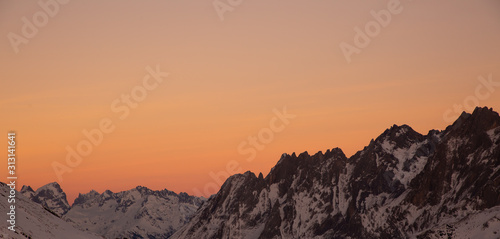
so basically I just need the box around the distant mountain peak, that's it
[274,148,346,170]
[378,124,420,140]
[266,148,348,185]
[20,185,34,194]
[20,185,35,200]
[20,182,71,217]
[448,106,500,135]
[472,106,498,118]
[373,124,424,152]
[38,182,64,193]
[469,106,499,129]
[45,181,62,187]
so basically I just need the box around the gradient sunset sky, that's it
[1,0,500,203]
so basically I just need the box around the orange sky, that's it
[1,0,500,204]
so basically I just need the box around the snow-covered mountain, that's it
[22,183,205,239]
[63,186,205,239]
[20,182,71,216]
[0,182,103,239]
[172,107,500,239]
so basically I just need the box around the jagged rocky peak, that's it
[135,185,153,194]
[22,182,71,217]
[20,185,35,199]
[266,148,347,185]
[222,171,260,186]
[102,189,113,197]
[276,148,346,166]
[38,182,67,199]
[80,189,100,197]
[72,189,101,206]
[449,106,500,134]
[178,191,205,205]
[34,182,66,196]
[406,106,500,210]
[374,124,424,150]
[20,185,34,193]
[217,171,265,202]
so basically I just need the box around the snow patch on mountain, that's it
[418,206,500,238]
[487,126,500,143]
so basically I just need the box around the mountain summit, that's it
[20,182,70,217]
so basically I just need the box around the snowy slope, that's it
[0,182,103,239]
[417,206,500,239]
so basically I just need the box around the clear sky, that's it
[1,0,500,203]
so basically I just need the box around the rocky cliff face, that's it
[172,107,500,239]
[20,182,71,217]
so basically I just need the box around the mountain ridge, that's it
[172,106,500,239]
[18,106,500,238]
[0,182,103,239]
[20,182,206,239]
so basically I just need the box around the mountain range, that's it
[0,182,102,239]
[6,182,205,238]
[3,106,500,238]
[172,107,500,238]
